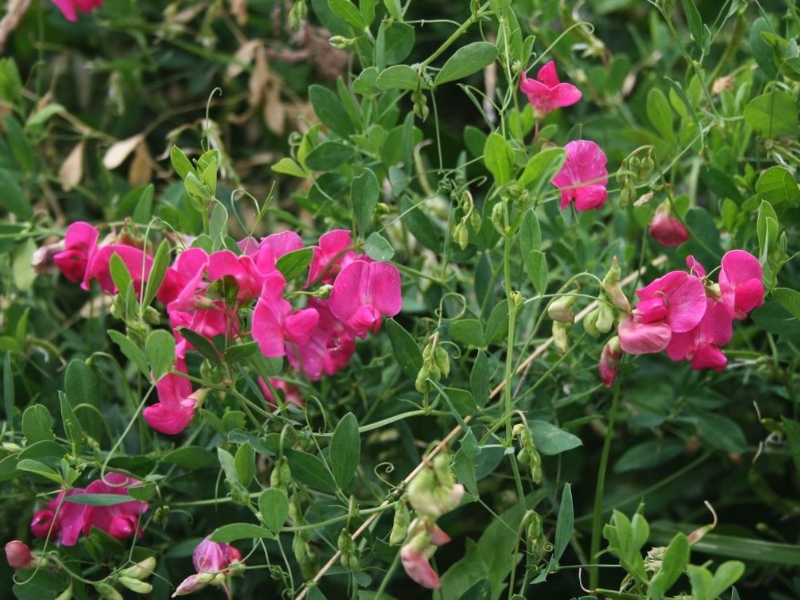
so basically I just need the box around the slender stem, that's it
[418,5,491,71]
[589,369,623,591]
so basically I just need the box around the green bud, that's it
[641,155,655,179]
[469,208,481,231]
[95,583,124,600]
[271,456,291,490]
[433,346,450,378]
[453,219,469,250]
[293,532,310,561]
[118,557,156,580]
[602,257,631,313]
[389,502,411,545]
[547,293,578,323]
[118,577,153,594]
[288,0,307,30]
[328,36,355,49]
[552,321,570,354]
[583,307,601,337]
[595,302,615,334]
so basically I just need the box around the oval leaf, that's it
[435,42,498,86]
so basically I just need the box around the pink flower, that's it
[173,537,244,598]
[666,298,732,371]
[252,272,319,357]
[207,250,263,302]
[649,205,689,247]
[519,61,582,117]
[719,250,764,320]
[84,244,153,294]
[258,378,303,407]
[53,222,99,283]
[599,337,622,387]
[400,543,441,589]
[51,0,102,22]
[618,270,707,354]
[551,140,609,211]
[328,260,402,338]
[307,230,357,286]
[286,299,356,380]
[5,541,38,570]
[143,360,199,435]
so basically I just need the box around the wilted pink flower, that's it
[666,298,733,371]
[599,336,622,387]
[400,542,441,589]
[51,0,102,22]
[5,541,40,570]
[719,250,764,320]
[329,260,402,338]
[519,61,582,117]
[617,270,706,354]
[143,360,200,435]
[551,140,609,211]
[649,204,689,247]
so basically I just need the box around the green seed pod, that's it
[95,583,124,600]
[118,557,156,580]
[118,577,153,594]
[389,502,411,546]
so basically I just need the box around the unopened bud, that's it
[433,346,450,378]
[552,321,570,353]
[288,0,307,30]
[2,442,22,453]
[271,456,291,490]
[118,577,153,594]
[547,293,578,323]
[390,502,411,545]
[595,302,615,334]
[602,257,631,313]
[54,586,73,600]
[583,307,601,337]
[119,557,156,580]
[95,583,124,600]
[329,36,355,50]
[453,219,469,250]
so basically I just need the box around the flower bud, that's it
[172,572,215,597]
[118,576,153,594]
[407,458,465,519]
[649,203,689,248]
[595,302,615,334]
[390,502,411,546]
[5,541,45,570]
[583,307,601,337]
[453,219,469,250]
[547,293,578,323]
[54,586,73,600]
[288,0,307,30]
[270,456,291,490]
[328,36,355,49]
[552,321,570,353]
[95,583,124,600]
[119,556,157,580]
[599,336,622,388]
[602,257,631,313]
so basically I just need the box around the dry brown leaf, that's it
[227,39,261,79]
[103,134,144,170]
[58,140,85,191]
[128,141,153,186]
[229,0,247,26]
[263,85,285,135]
[248,46,270,107]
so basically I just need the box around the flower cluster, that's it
[46,224,402,435]
[519,61,609,212]
[613,250,764,376]
[173,536,245,598]
[30,473,148,547]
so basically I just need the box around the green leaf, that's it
[709,561,745,599]
[131,183,154,224]
[364,232,395,261]
[64,493,138,506]
[305,142,356,170]
[22,405,54,444]
[26,103,64,130]
[3,352,14,423]
[108,330,149,378]
[470,351,490,408]
[145,329,176,383]
[529,421,582,455]
[328,0,365,29]
[553,484,573,562]
[235,443,256,486]
[177,328,222,364]
[756,166,800,205]
[743,90,799,139]
[693,414,747,453]
[684,207,723,266]
[456,579,491,600]
[523,250,548,294]
[751,18,779,79]
[679,0,705,51]
[381,22,415,65]
[399,195,441,252]
[225,341,261,365]
[376,65,420,91]
[309,84,356,137]
[449,319,485,348]
[59,391,83,453]
[217,447,240,486]
[518,147,565,192]
[143,239,170,309]
[16,458,63,484]
[330,412,360,489]
[170,145,195,179]
[353,168,379,236]
[3,115,35,172]
[210,522,273,543]
[519,208,542,254]
[646,87,675,142]
[484,300,509,344]
[0,169,32,220]
[613,439,684,473]
[353,67,381,95]
[483,132,514,186]
[435,42,498,86]
[162,446,219,469]
[773,288,800,322]
[272,157,308,178]
[276,248,313,281]
[259,488,289,534]
[650,533,690,600]
[285,448,337,493]
[385,318,422,380]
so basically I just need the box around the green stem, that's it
[588,368,623,591]
[418,5,491,71]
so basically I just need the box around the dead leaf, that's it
[58,140,85,191]
[263,84,285,135]
[227,39,261,79]
[103,134,144,170]
[229,0,248,26]
[128,141,154,186]
[248,46,270,107]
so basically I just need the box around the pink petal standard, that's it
[649,205,689,248]
[551,140,609,211]
[52,0,102,21]
[519,61,582,117]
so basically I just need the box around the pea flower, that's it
[328,260,403,338]
[519,61,582,117]
[52,0,102,21]
[399,519,452,590]
[719,250,764,320]
[666,297,733,371]
[143,360,202,435]
[551,140,609,211]
[649,204,689,247]
[5,541,46,570]
[173,536,244,598]
[599,336,622,387]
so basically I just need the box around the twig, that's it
[0,0,31,55]
[294,255,667,599]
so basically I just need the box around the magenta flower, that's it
[649,205,689,247]
[84,244,153,294]
[252,272,320,357]
[307,229,357,286]
[666,298,733,371]
[286,299,356,380]
[258,378,303,408]
[143,360,199,435]
[173,536,244,598]
[5,541,38,570]
[551,140,609,211]
[53,221,99,284]
[617,270,707,354]
[329,260,402,338]
[207,250,263,302]
[719,250,764,320]
[51,0,102,21]
[520,61,582,117]
[599,337,622,387]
